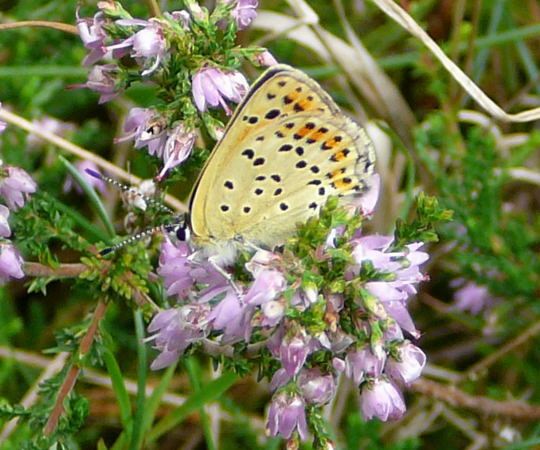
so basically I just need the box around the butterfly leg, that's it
[243,240,266,253]
[208,255,244,297]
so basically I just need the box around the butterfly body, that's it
[189,65,376,256]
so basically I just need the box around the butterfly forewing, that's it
[190,65,375,248]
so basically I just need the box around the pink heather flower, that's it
[279,330,312,377]
[383,321,404,341]
[245,249,281,274]
[76,8,109,66]
[0,242,24,283]
[255,50,278,67]
[244,268,286,306]
[116,107,167,156]
[359,378,406,422]
[192,67,249,115]
[208,291,255,342]
[183,0,205,21]
[266,392,309,441]
[357,173,380,216]
[146,304,212,370]
[227,0,258,29]
[452,281,494,315]
[157,124,197,180]
[114,19,167,76]
[27,116,76,147]
[298,368,336,405]
[332,357,346,372]
[350,236,428,338]
[63,161,107,195]
[345,345,385,385]
[290,288,319,310]
[0,205,10,237]
[319,328,354,353]
[351,235,399,271]
[386,342,426,385]
[166,10,191,29]
[157,237,195,298]
[69,64,120,104]
[269,367,291,391]
[260,299,285,327]
[325,225,345,249]
[0,166,37,210]
[365,282,420,337]
[155,237,256,346]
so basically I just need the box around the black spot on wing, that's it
[279,144,293,152]
[265,109,280,120]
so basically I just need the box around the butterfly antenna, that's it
[85,169,174,215]
[100,225,165,255]
[100,214,188,255]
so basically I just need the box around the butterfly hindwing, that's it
[190,65,375,247]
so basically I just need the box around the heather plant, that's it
[0,1,539,449]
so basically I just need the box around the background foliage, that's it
[0,0,539,448]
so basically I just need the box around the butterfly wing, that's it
[190,65,375,248]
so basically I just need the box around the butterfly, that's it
[96,65,376,259]
[187,64,375,261]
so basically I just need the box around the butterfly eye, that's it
[176,225,190,242]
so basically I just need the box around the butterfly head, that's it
[163,213,191,242]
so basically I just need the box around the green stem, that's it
[185,358,217,450]
[129,310,148,450]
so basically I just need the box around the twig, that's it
[0,344,185,406]
[0,21,78,34]
[44,299,109,436]
[464,320,540,379]
[24,262,88,278]
[370,0,540,122]
[507,168,540,186]
[0,344,268,435]
[146,0,161,17]
[24,261,158,310]
[0,108,187,213]
[412,378,540,420]
[0,352,69,441]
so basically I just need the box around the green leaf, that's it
[102,347,132,435]
[147,371,239,443]
[58,156,115,239]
